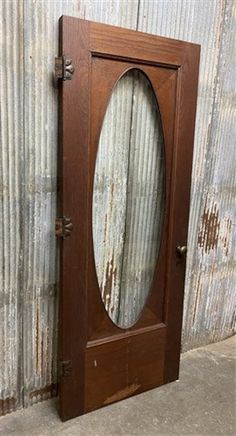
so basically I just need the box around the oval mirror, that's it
[92,69,165,328]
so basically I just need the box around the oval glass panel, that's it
[92,69,165,328]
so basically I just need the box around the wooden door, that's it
[57,16,200,421]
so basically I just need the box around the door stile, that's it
[58,17,91,420]
[163,49,201,383]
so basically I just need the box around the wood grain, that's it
[58,16,200,420]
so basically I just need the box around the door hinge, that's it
[55,56,75,80]
[55,216,73,239]
[59,360,72,377]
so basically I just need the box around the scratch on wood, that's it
[103,383,140,405]
[198,203,220,253]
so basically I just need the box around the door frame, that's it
[57,16,200,421]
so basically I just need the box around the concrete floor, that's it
[0,336,235,436]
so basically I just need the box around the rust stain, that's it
[36,304,39,374]
[103,213,108,244]
[192,275,202,324]
[230,310,236,331]
[221,217,232,256]
[102,256,117,310]
[41,333,44,379]
[29,383,58,400]
[198,203,220,253]
[111,181,115,197]
[103,383,140,405]
[0,397,16,416]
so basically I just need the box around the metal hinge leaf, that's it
[55,56,74,81]
[55,216,73,239]
[59,360,72,377]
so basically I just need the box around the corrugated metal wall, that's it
[0,0,235,415]
[93,69,165,328]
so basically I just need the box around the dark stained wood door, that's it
[57,16,200,421]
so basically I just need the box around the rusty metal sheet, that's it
[182,0,236,350]
[137,0,235,351]
[93,71,134,323]
[0,0,24,415]
[0,0,235,416]
[93,70,165,328]
[117,71,165,327]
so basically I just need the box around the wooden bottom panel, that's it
[85,326,166,411]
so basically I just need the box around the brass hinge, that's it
[55,216,73,239]
[55,56,75,80]
[59,360,72,377]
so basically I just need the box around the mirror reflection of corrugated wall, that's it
[92,69,165,328]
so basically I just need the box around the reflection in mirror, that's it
[92,69,165,328]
